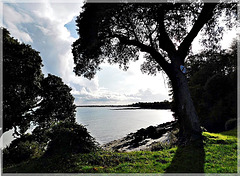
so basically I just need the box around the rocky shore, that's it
[103,120,178,152]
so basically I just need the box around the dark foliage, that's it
[34,74,76,129]
[3,28,43,134]
[186,41,237,132]
[2,28,76,135]
[3,121,99,166]
[131,100,171,109]
[3,134,43,167]
[3,28,93,167]
[45,121,99,155]
[72,2,237,78]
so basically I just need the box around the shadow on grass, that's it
[165,139,205,173]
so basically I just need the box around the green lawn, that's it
[4,129,238,173]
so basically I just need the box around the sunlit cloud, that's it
[3,4,33,43]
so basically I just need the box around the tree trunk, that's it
[169,61,202,144]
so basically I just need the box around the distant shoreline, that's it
[76,105,171,110]
[76,105,128,108]
[76,101,171,110]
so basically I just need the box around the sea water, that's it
[2,107,174,148]
[76,107,174,144]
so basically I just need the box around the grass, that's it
[3,128,238,173]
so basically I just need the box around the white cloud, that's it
[72,85,169,105]
[98,57,170,96]
[3,4,33,43]
[3,4,33,23]
[35,25,50,35]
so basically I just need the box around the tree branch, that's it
[135,9,156,49]
[157,7,177,58]
[112,34,172,76]
[177,3,217,63]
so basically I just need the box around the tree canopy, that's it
[33,74,76,129]
[3,28,44,134]
[72,2,237,79]
[3,28,99,166]
[3,28,76,136]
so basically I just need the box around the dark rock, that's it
[103,120,177,151]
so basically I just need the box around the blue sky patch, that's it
[64,16,78,39]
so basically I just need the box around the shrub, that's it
[3,134,43,167]
[45,121,99,156]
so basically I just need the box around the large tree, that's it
[72,2,237,142]
[3,28,43,134]
[3,28,76,136]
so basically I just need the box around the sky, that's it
[2,1,238,105]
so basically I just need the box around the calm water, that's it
[1,107,174,148]
[76,107,174,144]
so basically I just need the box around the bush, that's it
[186,45,237,132]
[3,134,43,167]
[45,121,99,156]
[3,121,98,166]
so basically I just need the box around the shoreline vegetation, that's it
[76,101,171,110]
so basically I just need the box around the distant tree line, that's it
[130,101,171,109]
